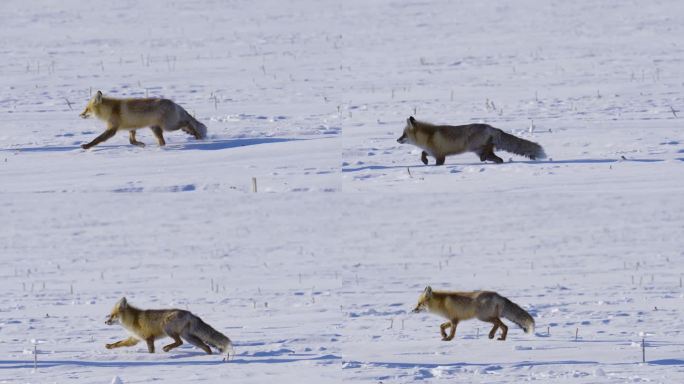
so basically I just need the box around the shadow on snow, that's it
[0,353,340,369]
[3,137,301,153]
[342,158,666,172]
[169,137,301,151]
[342,360,598,370]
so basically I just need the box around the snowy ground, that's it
[1,195,343,383]
[0,0,343,193]
[340,193,684,383]
[2,0,684,383]
[339,1,684,192]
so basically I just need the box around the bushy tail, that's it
[492,129,546,160]
[501,297,535,334]
[180,109,207,139]
[194,319,233,358]
[189,115,208,139]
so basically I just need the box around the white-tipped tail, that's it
[493,129,546,160]
[525,323,535,334]
[502,297,536,335]
[194,120,207,139]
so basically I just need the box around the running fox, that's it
[79,91,207,149]
[397,116,545,165]
[412,286,534,341]
[105,298,233,359]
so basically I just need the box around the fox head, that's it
[396,116,417,144]
[105,297,128,325]
[79,91,103,119]
[411,286,434,313]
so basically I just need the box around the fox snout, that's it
[397,133,408,144]
[79,111,89,119]
[105,315,116,325]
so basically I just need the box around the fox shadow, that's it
[450,158,664,166]
[0,353,340,369]
[510,158,663,165]
[342,164,417,172]
[342,158,665,172]
[168,137,301,151]
[4,137,301,153]
[343,359,598,371]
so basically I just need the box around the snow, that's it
[1,0,684,383]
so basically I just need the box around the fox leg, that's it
[186,123,202,139]
[495,318,508,340]
[81,127,117,149]
[435,155,446,166]
[145,337,156,353]
[487,318,508,340]
[128,130,146,147]
[443,320,458,341]
[162,333,183,352]
[177,121,201,139]
[478,138,503,164]
[182,332,212,354]
[106,336,139,349]
[485,152,504,164]
[439,321,452,339]
[150,126,166,146]
[421,151,429,165]
[487,321,499,339]
[477,139,491,162]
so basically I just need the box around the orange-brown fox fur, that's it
[79,91,207,149]
[412,286,535,341]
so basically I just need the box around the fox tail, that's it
[501,297,535,334]
[194,319,233,359]
[492,129,546,160]
[180,109,207,139]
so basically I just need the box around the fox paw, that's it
[105,343,114,349]
[162,346,172,352]
[81,144,89,150]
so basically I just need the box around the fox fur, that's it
[79,91,207,149]
[105,298,232,359]
[397,116,546,165]
[412,286,535,341]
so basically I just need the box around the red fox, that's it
[105,298,232,359]
[79,91,207,149]
[397,116,546,165]
[412,286,535,341]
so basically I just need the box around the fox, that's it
[412,286,534,341]
[105,298,233,360]
[397,116,546,165]
[79,91,207,149]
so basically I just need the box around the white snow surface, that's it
[2,0,684,383]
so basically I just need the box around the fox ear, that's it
[94,91,103,104]
[409,116,416,124]
[424,286,433,298]
[118,297,128,309]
